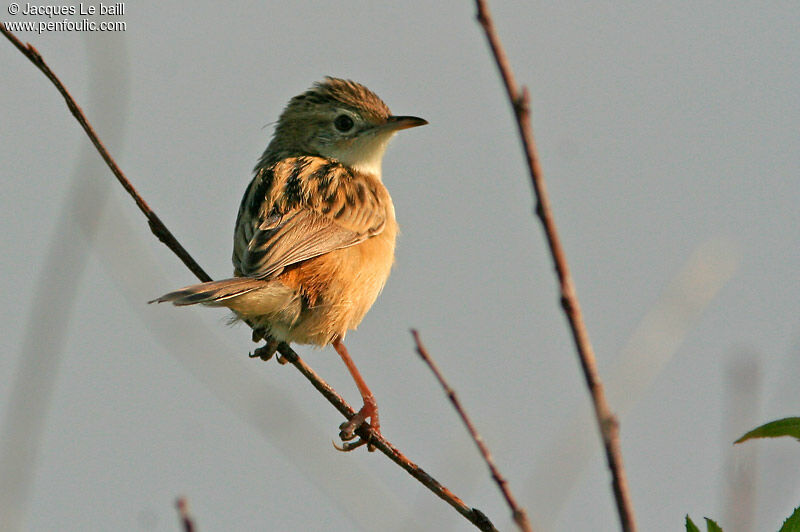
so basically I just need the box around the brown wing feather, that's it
[235,156,389,280]
[240,211,368,278]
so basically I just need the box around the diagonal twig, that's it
[1,25,497,532]
[0,25,211,284]
[412,330,533,532]
[260,333,497,530]
[473,2,638,531]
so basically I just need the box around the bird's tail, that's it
[149,278,263,306]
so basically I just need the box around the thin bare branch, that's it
[412,330,533,532]
[271,346,496,530]
[0,25,211,284]
[2,26,497,532]
[473,2,638,530]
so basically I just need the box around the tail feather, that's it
[150,278,263,306]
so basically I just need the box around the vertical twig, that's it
[412,330,533,532]
[473,2,637,530]
[176,497,195,532]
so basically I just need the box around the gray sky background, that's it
[2,2,799,531]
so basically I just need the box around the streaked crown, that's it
[290,77,392,123]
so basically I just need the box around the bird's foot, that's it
[249,335,279,362]
[334,395,380,452]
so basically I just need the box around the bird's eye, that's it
[334,114,355,132]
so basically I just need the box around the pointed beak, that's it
[384,115,428,131]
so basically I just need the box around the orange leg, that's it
[333,337,380,449]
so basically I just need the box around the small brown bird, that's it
[152,78,426,448]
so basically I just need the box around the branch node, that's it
[148,219,168,244]
[559,294,572,313]
[602,413,620,439]
[534,201,544,221]
[512,91,528,116]
[471,507,497,532]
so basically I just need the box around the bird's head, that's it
[265,77,427,176]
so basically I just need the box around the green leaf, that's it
[686,515,701,532]
[779,506,800,532]
[735,417,800,444]
[705,517,724,532]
